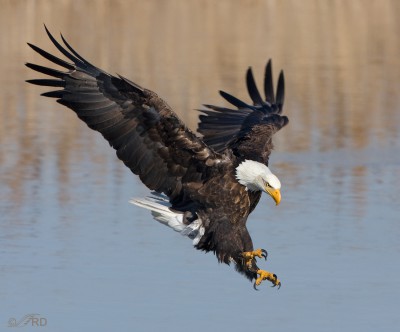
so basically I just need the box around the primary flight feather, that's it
[26,26,289,289]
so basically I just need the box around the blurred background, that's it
[1,1,399,331]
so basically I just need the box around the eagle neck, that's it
[235,159,269,192]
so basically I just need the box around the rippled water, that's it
[1,1,400,331]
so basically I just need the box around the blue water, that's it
[1,130,399,331]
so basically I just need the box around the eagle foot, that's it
[253,269,281,290]
[240,248,268,268]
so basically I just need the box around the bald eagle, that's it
[26,27,288,289]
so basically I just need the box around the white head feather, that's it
[235,160,281,192]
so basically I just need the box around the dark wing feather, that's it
[26,26,222,204]
[275,71,285,112]
[197,59,288,164]
[198,105,253,153]
[246,67,264,106]
[264,59,275,105]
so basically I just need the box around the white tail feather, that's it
[129,194,204,245]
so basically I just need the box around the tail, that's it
[130,194,204,245]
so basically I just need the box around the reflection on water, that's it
[1,1,399,332]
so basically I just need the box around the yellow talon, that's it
[241,248,268,267]
[254,269,281,290]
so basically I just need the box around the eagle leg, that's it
[239,249,281,290]
[253,270,281,290]
[240,248,268,268]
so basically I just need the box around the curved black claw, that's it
[261,249,268,260]
[253,282,259,291]
[271,281,282,289]
[270,274,281,289]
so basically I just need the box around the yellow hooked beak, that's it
[265,187,281,206]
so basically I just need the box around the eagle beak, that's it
[265,187,281,206]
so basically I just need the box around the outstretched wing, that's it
[198,60,288,165]
[26,26,222,202]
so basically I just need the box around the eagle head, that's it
[235,160,281,205]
